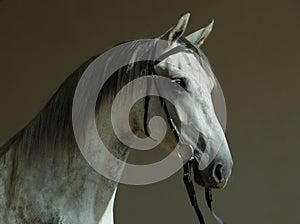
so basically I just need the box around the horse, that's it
[0,13,233,224]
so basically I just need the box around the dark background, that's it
[0,0,299,223]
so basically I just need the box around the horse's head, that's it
[152,13,233,189]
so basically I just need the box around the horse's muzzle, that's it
[192,156,233,189]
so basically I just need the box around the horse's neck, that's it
[0,132,126,224]
[98,188,117,224]
[0,56,133,223]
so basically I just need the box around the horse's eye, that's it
[172,78,187,89]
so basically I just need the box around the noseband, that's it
[144,38,224,224]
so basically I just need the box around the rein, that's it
[143,39,224,224]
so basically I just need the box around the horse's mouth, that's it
[193,174,227,189]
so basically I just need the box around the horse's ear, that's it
[186,20,214,47]
[160,13,190,44]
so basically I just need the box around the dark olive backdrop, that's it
[0,0,299,223]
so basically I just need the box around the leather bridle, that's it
[143,38,224,224]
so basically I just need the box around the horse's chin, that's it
[193,175,227,189]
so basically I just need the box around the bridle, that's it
[143,38,224,224]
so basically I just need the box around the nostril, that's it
[213,164,224,183]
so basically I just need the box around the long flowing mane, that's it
[0,56,97,157]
